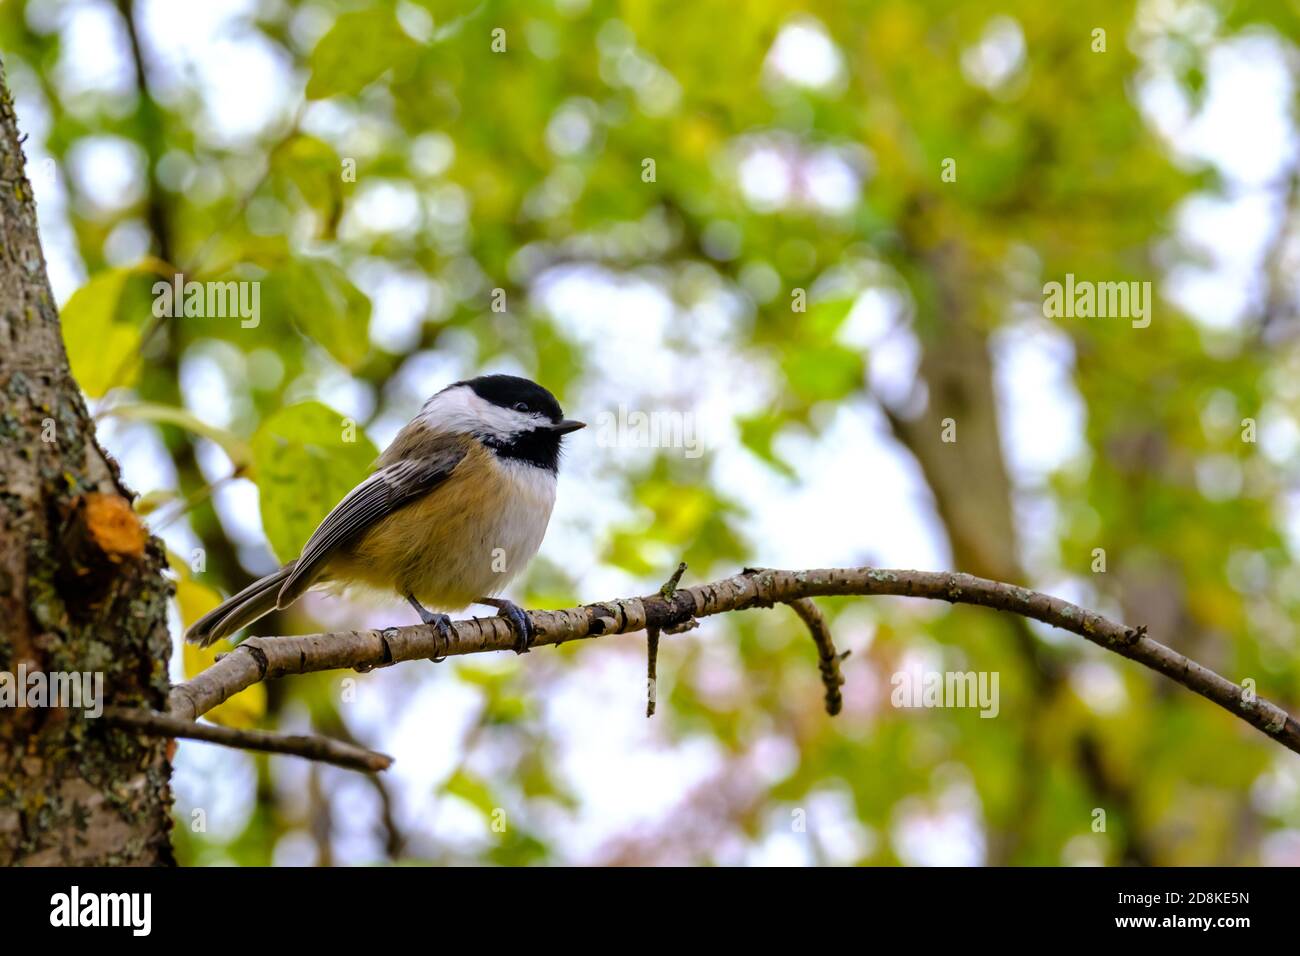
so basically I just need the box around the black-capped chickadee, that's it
[185,374,584,654]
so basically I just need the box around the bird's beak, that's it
[549,419,586,435]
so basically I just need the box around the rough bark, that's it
[0,60,175,865]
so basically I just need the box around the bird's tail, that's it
[184,562,297,647]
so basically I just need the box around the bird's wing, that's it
[276,438,468,606]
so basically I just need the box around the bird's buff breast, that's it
[329,444,557,610]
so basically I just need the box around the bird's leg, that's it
[475,597,534,655]
[406,593,453,662]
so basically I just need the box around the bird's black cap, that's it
[454,374,584,470]
[461,374,565,423]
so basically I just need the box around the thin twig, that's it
[660,561,687,598]
[166,567,1300,758]
[102,706,392,774]
[786,597,847,716]
[152,468,244,531]
[646,561,688,717]
[646,627,659,718]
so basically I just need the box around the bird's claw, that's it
[497,601,534,655]
[428,613,453,662]
[408,596,453,662]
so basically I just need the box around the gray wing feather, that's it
[276,442,466,606]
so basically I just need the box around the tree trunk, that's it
[0,60,174,864]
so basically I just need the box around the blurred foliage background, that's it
[4,0,1300,865]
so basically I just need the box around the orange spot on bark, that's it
[83,492,146,561]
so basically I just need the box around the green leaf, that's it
[250,401,378,560]
[305,9,419,100]
[782,343,865,403]
[273,134,344,236]
[265,257,372,369]
[805,296,857,338]
[61,267,156,397]
[442,770,497,818]
[738,413,797,479]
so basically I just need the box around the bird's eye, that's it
[512,401,529,412]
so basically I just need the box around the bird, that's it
[184,374,584,655]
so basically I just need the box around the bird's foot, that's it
[407,594,453,662]
[500,601,534,655]
[477,597,534,654]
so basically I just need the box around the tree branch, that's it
[785,597,846,716]
[167,567,1300,758]
[645,561,689,717]
[102,707,393,774]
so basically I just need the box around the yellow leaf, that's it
[176,578,266,728]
